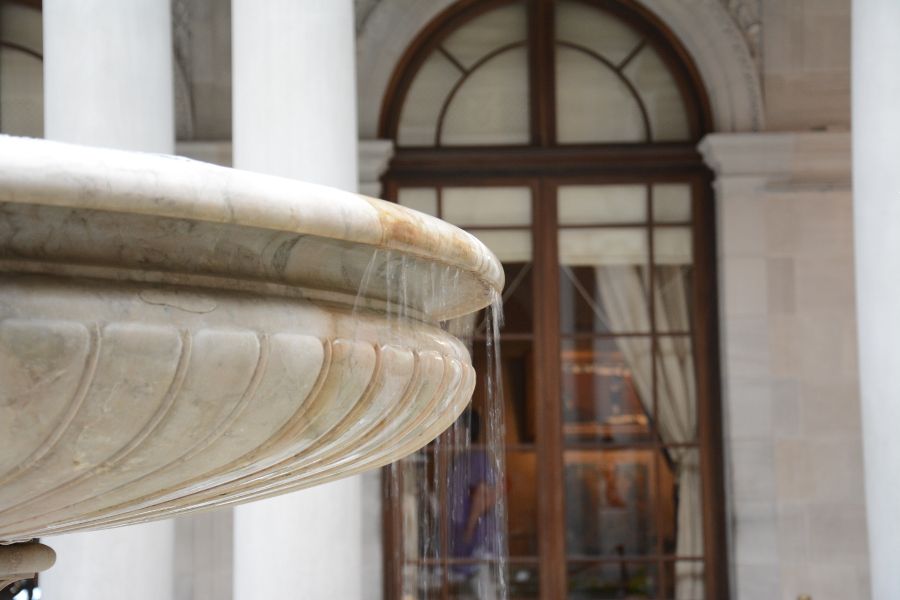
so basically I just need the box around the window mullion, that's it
[528,0,556,146]
[533,179,566,599]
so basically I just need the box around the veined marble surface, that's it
[0,136,502,583]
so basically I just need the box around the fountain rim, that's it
[0,135,504,317]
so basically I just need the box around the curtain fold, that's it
[592,265,703,600]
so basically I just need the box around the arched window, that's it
[380,1,726,599]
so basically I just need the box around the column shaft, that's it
[231,1,365,598]
[43,0,174,153]
[40,1,176,599]
[853,1,900,598]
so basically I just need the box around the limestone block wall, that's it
[762,0,851,131]
[702,132,868,600]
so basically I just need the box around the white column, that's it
[853,1,900,598]
[39,2,176,599]
[231,1,367,599]
[43,0,174,153]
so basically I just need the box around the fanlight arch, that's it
[377,2,729,600]
[379,0,712,148]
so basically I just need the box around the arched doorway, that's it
[380,1,726,598]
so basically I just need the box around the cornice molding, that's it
[699,131,852,187]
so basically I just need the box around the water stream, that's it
[352,250,509,599]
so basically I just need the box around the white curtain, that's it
[575,264,703,600]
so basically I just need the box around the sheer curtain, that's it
[559,256,699,599]
[592,264,702,599]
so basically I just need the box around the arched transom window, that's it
[380,2,726,600]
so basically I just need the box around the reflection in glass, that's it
[560,338,652,442]
[567,562,658,599]
[506,450,538,557]
[564,450,660,557]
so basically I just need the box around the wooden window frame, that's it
[379,2,727,599]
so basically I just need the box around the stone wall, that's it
[761,0,851,131]
[702,132,867,600]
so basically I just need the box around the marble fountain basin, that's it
[0,136,502,584]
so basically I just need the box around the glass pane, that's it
[556,0,643,65]
[397,187,438,217]
[669,560,705,600]
[622,46,690,141]
[442,1,528,69]
[401,453,440,563]
[559,265,649,334]
[558,184,647,225]
[403,562,441,599]
[398,51,461,146]
[472,340,535,444]
[465,261,534,337]
[0,47,43,137]
[470,230,531,264]
[443,186,531,226]
[567,562,659,599]
[561,338,652,443]
[653,183,692,223]
[556,45,646,143]
[500,263,533,334]
[441,46,530,146]
[656,448,702,557]
[655,264,692,332]
[506,450,538,557]
[564,449,659,556]
[654,227,692,266]
[560,228,648,267]
[656,336,697,442]
[509,563,540,598]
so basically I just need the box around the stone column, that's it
[853,1,900,598]
[39,1,176,599]
[230,1,368,598]
[43,0,174,153]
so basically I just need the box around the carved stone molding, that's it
[723,0,761,68]
[0,542,55,592]
[0,294,474,541]
[0,136,501,583]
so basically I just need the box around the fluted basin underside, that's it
[0,136,503,542]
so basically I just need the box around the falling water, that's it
[350,249,509,599]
